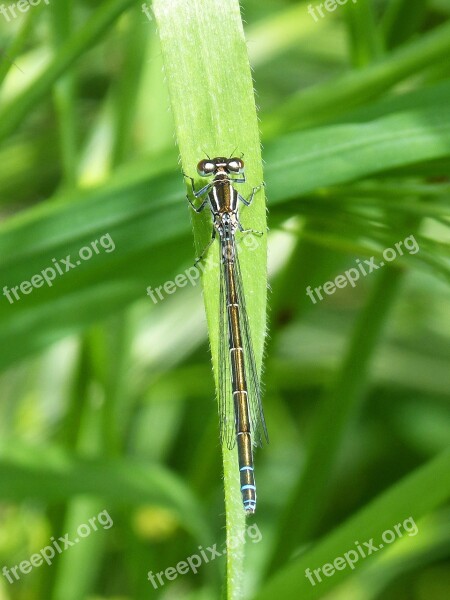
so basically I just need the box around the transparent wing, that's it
[218,251,237,450]
[233,245,269,447]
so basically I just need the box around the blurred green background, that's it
[0,0,449,599]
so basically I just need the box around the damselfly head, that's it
[197,157,245,176]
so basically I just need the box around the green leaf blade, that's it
[152,1,268,597]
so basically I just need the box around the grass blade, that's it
[256,448,450,600]
[0,0,135,142]
[152,1,267,596]
[263,18,450,134]
[268,267,404,572]
[0,442,209,540]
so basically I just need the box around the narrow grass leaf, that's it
[256,448,450,600]
[152,1,267,596]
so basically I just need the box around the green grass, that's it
[152,1,267,595]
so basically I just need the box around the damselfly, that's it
[185,156,268,514]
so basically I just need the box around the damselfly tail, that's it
[238,434,256,513]
[219,236,267,513]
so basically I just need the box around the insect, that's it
[184,155,268,514]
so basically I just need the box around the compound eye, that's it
[228,158,244,173]
[197,160,215,176]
